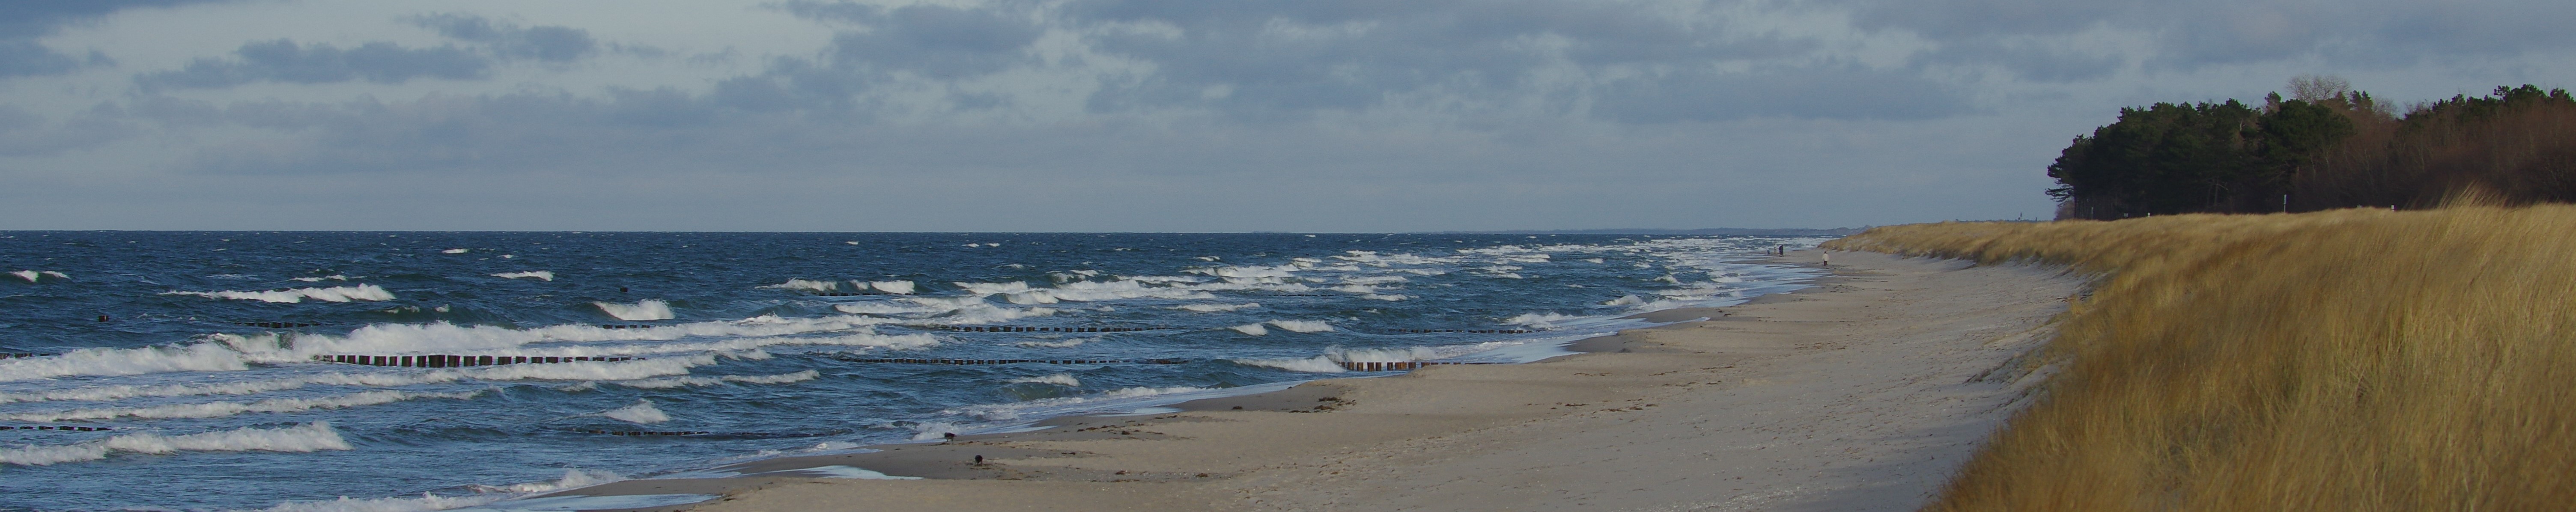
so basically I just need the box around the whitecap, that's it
[1,390,482,422]
[759,279,838,292]
[1171,303,1258,313]
[1229,356,1346,373]
[490,271,555,281]
[867,280,916,295]
[593,300,674,321]
[1265,320,1335,333]
[1006,373,1081,387]
[1503,312,1583,328]
[598,400,670,424]
[164,284,395,303]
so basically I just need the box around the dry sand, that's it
[561,251,2080,512]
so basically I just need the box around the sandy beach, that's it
[557,251,2080,512]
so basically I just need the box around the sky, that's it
[1,0,2570,232]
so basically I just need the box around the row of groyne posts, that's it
[302,353,1500,372]
[313,354,639,367]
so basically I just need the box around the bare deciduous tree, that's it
[2289,74,2352,102]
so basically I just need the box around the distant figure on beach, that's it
[1822,252,1831,266]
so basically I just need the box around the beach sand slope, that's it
[651,251,2078,512]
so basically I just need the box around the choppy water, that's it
[0,232,1822,511]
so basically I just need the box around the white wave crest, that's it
[616,370,819,389]
[867,280,915,294]
[1603,295,1646,306]
[1012,338,1089,348]
[593,300,674,321]
[1266,320,1335,333]
[1362,294,1412,301]
[1326,343,1519,363]
[1228,323,1269,336]
[996,280,1217,305]
[1230,357,1347,373]
[472,468,627,494]
[1007,373,1081,387]
[954,281,1033,295]
[11,270,70,282]
[0,357,717,404]
[599,400,669,424]
[760,279,838,292]
[1172,302,1258,313]
[442,248,470,254]
[164,284,395,303]
[491,271,555,281]
[0,423,350,467]
[1,390,480,423]
[1503,312,1582,329]
[0,343,250,382]
[290,275,352,282]
[255,493,501,512]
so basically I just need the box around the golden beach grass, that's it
[1824,205,2576,511]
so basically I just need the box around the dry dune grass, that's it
[1823,205,2576,511]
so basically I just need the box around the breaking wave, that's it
[593,300,674,321]
[597,400,669,424]
[1,390,482,423]
[164,285,395,303]
[1006,373,1081,387]
[0,423,350,467]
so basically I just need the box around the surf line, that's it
[832,357,1502,372]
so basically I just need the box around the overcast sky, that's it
[2,0,2570,232]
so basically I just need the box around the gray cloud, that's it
[0,105,134,156]
[1064,0,1856,119]
[0,0,232,77]
[406,13,599,63]
[1592,65,1976,122]
[1825,0,2576,74]
[134,39,489,90]
[762,0,1945,122]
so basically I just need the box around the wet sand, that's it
[561,251,2080,511]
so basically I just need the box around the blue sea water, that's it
[0,232,1823,511]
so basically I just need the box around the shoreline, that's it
[545,250,2078,511]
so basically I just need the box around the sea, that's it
[0,231,1825,511]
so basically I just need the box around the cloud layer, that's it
[0,0,2569,231]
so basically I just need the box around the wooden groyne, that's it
[311,354,638,367]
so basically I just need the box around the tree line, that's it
[2048,76,2576,219]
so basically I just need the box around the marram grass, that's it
[1824,206,2576,511]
